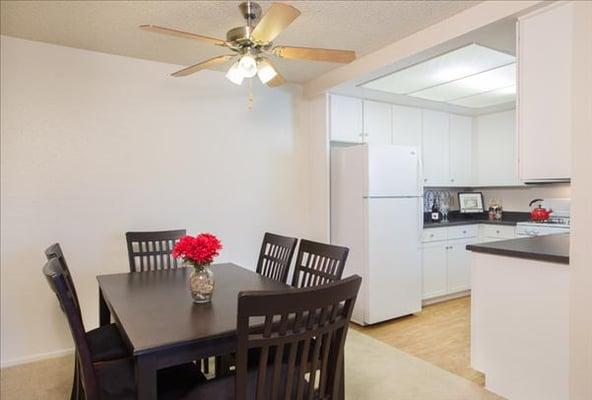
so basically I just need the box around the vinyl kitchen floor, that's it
[354,295,485,386]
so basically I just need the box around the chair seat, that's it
[169,365,312,400]
[87,324,129,362]
[95,358,205,400]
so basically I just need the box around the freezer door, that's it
[366,197,422,324]
[367,145,421,197]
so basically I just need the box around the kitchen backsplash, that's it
[423,190,461,212]
[423,183,571,212]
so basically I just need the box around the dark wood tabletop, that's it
[97,263,293,399]
[97,263,291,356]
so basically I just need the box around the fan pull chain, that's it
[248,78,254,111]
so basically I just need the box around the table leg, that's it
[99,288,110,327]
[135,355,157,400]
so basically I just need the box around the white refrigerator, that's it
[331,144,423,325]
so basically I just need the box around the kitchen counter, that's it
[466,233,569,264]
[423,211,530,229]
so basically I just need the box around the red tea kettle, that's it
[529,198,553,222]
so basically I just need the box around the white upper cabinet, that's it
[449,115,473,186]
[393,105,422,147]
[422,110,450,186]
[518,3,573,182]
[363,100,392,144]
[474,110,519,186]
[330,95,363,143]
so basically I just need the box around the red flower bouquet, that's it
[172,233,222,268]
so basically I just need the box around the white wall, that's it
[569,2,592,397]
[0,36,316,366]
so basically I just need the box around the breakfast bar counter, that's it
[468,233,570,400]
[466,233,569,264]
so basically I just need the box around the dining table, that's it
[97,263,345,400]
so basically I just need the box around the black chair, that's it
[255,232,298,283]
[125,230,212,374]
[291,239,349,288]
[45,243,128,400]
[125,229,186,272]
[43,258,205,400]
[177,275,362,400]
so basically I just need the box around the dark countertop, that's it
[466,234,570,265]
[423,211,530,229]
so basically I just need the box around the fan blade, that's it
[267,73,286,87]
[273,46,356,63]
[171,55,235,77]
[140,25,226,47]
[250,3,301,43]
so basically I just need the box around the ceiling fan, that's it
[140,1,356,87]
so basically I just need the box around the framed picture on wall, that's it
[458,192,484,213]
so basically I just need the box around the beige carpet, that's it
[1,330,502,400]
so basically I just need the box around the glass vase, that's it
[186,263,214,303]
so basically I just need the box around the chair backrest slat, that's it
[256,233,298,284]
[291,239,349,289]
[43,258,99,400]
[235,275,361,400]
[125,229,186,272]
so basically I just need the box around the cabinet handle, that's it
[462,230,467,234]
[424,178,428,182]
[496,230,500,234]
[430,234,434,237]
[450,178,455,182]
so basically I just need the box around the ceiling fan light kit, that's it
[140,1,356,88]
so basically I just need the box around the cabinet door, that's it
[422,242,448,299]
[422,110,450,186]
[474,110,519,186]
[449,114,473,186]
[447,238,475,293]
[330,95,363,143]
[363,100,392,144]
[518,3,572,181]
[393,105,422,146]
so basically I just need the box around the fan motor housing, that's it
[226,26,251,43]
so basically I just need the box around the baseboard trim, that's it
[1,347,73,369]
[422,290,471,306]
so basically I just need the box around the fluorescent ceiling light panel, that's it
[361,44,515,95]
[411,63,516,102]
[449,85,516,108]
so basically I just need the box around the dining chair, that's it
[45,243,128,400]
[125,229,186,272]
[125,230,212,374]
[291,239,350,288]
[255,232,298,283]
[178,274,362,400]
[43,257,206,400]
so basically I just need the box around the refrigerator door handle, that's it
[416,148,424,196]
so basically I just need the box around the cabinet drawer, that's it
[422,228,447,243]
[480,224,516,239]
[447,225,478,240]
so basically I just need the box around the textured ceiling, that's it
[0,1,480,83]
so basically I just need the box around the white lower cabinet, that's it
[447,238,476,293]
[478,225,517,242]
[421,226,478,300]
[421,242,448,299]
